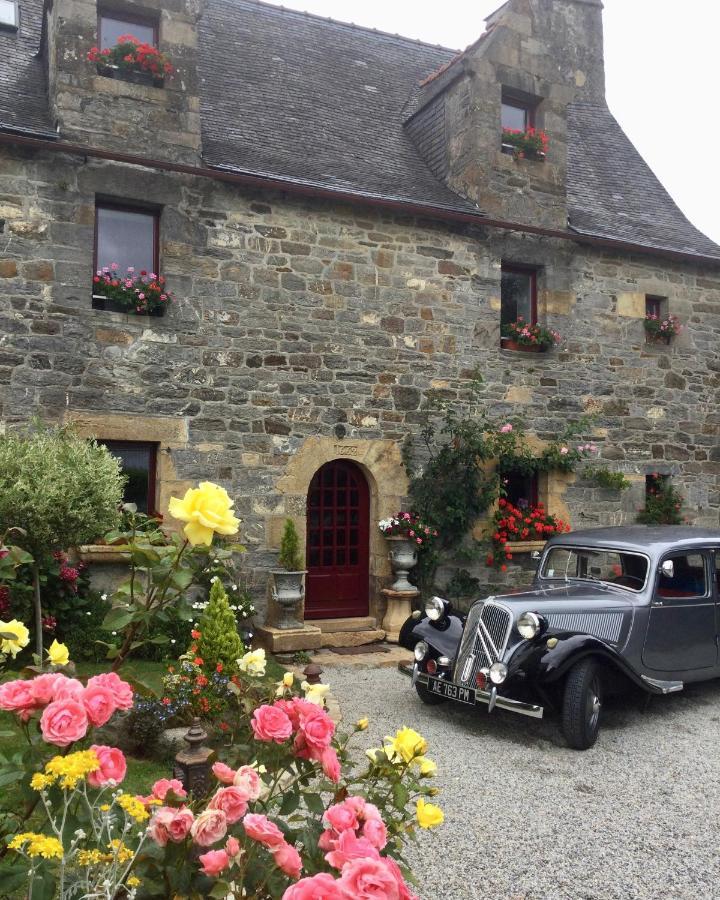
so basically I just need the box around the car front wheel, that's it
[561,658,603,750]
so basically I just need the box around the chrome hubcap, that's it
[587,679,601,731]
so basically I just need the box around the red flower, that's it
[216,663,223,673]
[191,629,201,640]
[194,657,204,667]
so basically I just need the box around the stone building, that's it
[1,0,719,648]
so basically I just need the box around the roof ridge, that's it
[220,0,461,52]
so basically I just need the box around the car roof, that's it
[547,526,720,555]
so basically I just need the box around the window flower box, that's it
[501,318,560,352]
[501,127,548,161]
[88,34,174,87]
[644,313,681,345]
[486,499,569,571]
[92,265,172,316]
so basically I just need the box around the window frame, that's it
[501,98,535,133]
[102,440,158,515]
[503,470,540,510]
[93,200,160,279]
[0,0,19,30]
[98,10,159,49]
[645,294,667,320]
[656,551,710,601]
[501,263,538,327]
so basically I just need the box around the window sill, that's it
[96,63,166,89]
[92,295,165,317]
[506,540,546,554]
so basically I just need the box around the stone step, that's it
[312,617,378,633]
[320,628,386,648]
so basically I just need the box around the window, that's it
[542,547,648,592]
[501,100,533,133]
[94,202,159,276]
[646,472,669,498]
[99,12,157,50]
[102,441,157,513]
[645,295,666,320]
[503,471,539,510]
[0,0,18,29]
[658,552,707,599]
[501,265,537,327]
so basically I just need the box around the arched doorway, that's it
[305,459,370,619]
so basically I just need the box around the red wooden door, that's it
[305,460,370,619]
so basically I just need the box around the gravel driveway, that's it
[327,664,720,900]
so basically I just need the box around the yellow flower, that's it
[356,717,369,731]
[108,840,134,863]
[283,671,294,687]
[47,639,70,667]
[30,773,53,791]
[237,648,266,677]
[0,619,30,658]
[45,750,99,790]
[384,727,427,764]
[127,876,141,888]
[99,804,110,812]
[365,747,382,763]
[301,681,330,706]
[416,798,444,829]
[9,832,64,859]
[116,793,149,822]
[413,756,437,777]
[169,481,240,546]
[77,849,106,866]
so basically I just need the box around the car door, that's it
[642,550,717,672]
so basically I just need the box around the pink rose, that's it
[243,813,285,849]
[325,829,380,870]
[233,765,262,801]
[85,673,134,710]
[40,699,88,746]
[51,678,84,702]
[198,849,230,877]
[273,841,302,879]
[361,816,387,850]
[29,673,66,706]
[226,836,242,859]
[500,423,513,434]
[208,786,248,824]
[190,809,227,847]
[294,705,335,756]
[87,745,126,788]
[151,778,187,801]
[338,858,403,900]
[82,684,117,727]
[383,857,419,900]
[318,829,336,852]
[251,705,293,743]
[149,806,195,846]
[0,680,36,715]
[361,802,382,821]
[212,762,236,785]
[320,746,341,783]
[282,873,344,900]
[325,801,359,834]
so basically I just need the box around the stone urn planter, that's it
[271,569,306,630]
[386,535,419,592]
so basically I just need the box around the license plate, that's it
[427,676,475,705]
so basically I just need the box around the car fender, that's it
[511,633,649,691]
[398,612,464,659]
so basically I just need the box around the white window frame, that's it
[0,0,19,30]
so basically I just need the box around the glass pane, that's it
[336,510,346,527]
[323,468,334,486]
[349,549,358,565]
[336,469,347,486]
[659,554,707,598]
[350,510,359,525]
[0,1,17,27]
[336,548,346,565]
[324,490,333,506]
[350,490,359,506]
[502,102,527,132]
[323,548,333,566]
[96,207,156,275]
[100,16,156,50]
[349,530,358,546]
[336,531,346,545]
[309,492,320,507]
[322,529,333,546]
[322,511,333,527]
[104,443,152,513]
[309,549,320,567]
[310,531,320,547]
[309,510,319,527]
[336,491,346,506]
[501,270,533,325]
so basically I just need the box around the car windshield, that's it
[540,546,648,592]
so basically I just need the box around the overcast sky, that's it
[262,0,720,245]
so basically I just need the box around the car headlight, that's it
[517,611,543,640]
[414,640,429,662]
[425,596,446,622]
[489,662,508,684]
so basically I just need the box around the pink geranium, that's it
[251,705,293,743]
[243,813,285,849]
[87,745,127,788]
[282,873,344,900]
[40,699,88,746]
[85,672,134,710]
[198,849,230,877]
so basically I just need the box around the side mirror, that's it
[531,551,541,560]
[661,560,674,579]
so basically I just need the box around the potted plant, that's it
[501,317,560,352]
[92,264,173,316]
[644,312,682,344]
[378,512,437,592]
[486,498,570,571]
[87,35,175,87]
[501,127,549,160]
[271,519,306,630]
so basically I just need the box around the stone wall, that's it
[1,142,720,616]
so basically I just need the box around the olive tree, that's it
[0,426,124,661]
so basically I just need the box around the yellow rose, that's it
[301,681,330,706]
[169,481,241,546]
[384,726,428,764]
[413,756,437,777]
[47,639,70,667]
[416,798,444,829]
[237,648,266,677]
[283,672,294,687]
[0,619,29,658]
[356,717,369,731]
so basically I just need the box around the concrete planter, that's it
[271,570,306,630]
[92,294,164,316]
[385,535,418,592]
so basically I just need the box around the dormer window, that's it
[99,12,157,50]
[501,99,533,133]
[0,0,19,30]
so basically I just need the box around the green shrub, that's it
[589,467,631,492]
[637,477,684,525]
[278,519,303,570]
[194,579,245,671]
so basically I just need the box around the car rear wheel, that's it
[561,658,603,750]
[415,681,446,705]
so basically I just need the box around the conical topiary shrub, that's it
[195,578,245,672]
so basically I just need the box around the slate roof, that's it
[1,0,719,261]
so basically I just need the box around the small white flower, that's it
[170,639,176,644]
[86,611,92,616]
[231,584,238,591]
[210,575,219,583]
[111,631,117,636]
[101,593,108,601]
[230,605,237,611]
[213,558,220,564]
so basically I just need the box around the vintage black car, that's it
[399,526,720,749]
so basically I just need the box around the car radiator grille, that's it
[454,601,513,687]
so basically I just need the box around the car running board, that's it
[641,675,684,694]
